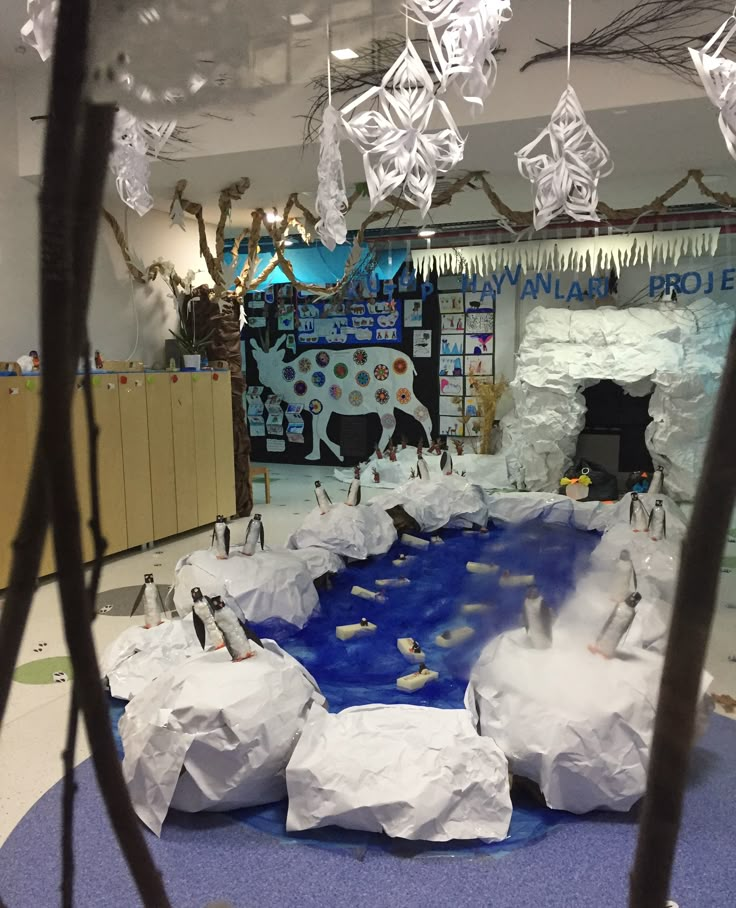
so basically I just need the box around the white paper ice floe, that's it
[516,84,613,231]
[409,0,512,110]
[316,105,349,251]
[341,39,464,216]
[690,15,736,161]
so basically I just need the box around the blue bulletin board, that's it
[296,299,403,347]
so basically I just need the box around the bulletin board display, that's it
[436,291,495,438]
[295,298,403,346]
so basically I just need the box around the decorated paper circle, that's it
[329,384,342,400]
[333,363,348,379]
[309,399,323,414]
[298,357,311,373]
[294,380,308,397]
[355,370,370,388]
[381,413,397,429]
[353,349,368,365]
[393,358,408,375]
[349,390,363,407]
[396,387,412,405]
[282,366,296,382]
[316,351,330,367]
[373,364,389,381]
[375,388,389,405]
[414,404,429,422]
[312,371,326,387]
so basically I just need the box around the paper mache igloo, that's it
[172,546,320,631]
[466,628,712,814]
[286,704,512,842]
[374,474,490,532]
[287,502,397,560]
[120,642,325,835]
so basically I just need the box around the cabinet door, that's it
[119,373,154,547]
[211,371,236,518]
[145,373,178,541]
[92,376,127,555]
[170,374,198,532]
[0,377,31,589]
[23,378,57,575]
[71,378,94,563]
[191,374,217,525]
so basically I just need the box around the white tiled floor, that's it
[0,463,734,845]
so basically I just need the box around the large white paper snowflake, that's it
[409,0,512,110]
[341,39,464,216]
[316,105,348,251]
[111,111,176,216]
[516,85,613,231]
[690,17,736,161]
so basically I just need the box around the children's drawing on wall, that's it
[413,329,432,358]
[285,334,297,353]
[404,298,423,328]
[464,397,479,419]
[298,299,402,346]
[440,376,464,396]
[465,333,494,355]
[439,293,464,313]
[466,312,494,334]
[439,415,462,436]
[440,396,463,416]
[464,294,494,312]
[439,356,464,377]
[466,355,493,377]
[277,311,295,331]
[441,335,463,355]
[441,313,465,333]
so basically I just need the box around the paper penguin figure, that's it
[209,595,263,661]
[589,592,642,659]
[440,448,453,476]
[416,453,430,480]
[243,514,264,556]
[130,573,165,629]
[315,481,332,514]
[648,499,667,541]
[211,515,231,559]
[190,587,225,650]
[347,466,362,506]
[629,493,649,532]
[523,586,554,649]
[648,466,664,495]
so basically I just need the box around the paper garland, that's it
[690,16,736,161]
[409,0,512,110]
[341,39,464,216]
[516,84,613,230]
[315,105,348,251]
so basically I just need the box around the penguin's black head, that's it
[253,513,262,521]
[360,617,369,627]
[620,549,631,562]
[216,515,225,523]
[655,499,663,506]
[191,587,203,601]
[210,596,224,610]
[631,492,639,500]
[315,481,321,488]
[526,585,539,599]
[144,573,154,584]
[441,630,451,640]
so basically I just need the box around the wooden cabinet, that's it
[0,370,236,589]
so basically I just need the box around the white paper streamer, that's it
[516,84,613,230]
[409,0,512,110]
[341,39,464,216]
[411,228,722,277]
[20,0,57,61]
[316,106,348,251]
[111,111,176,217]
[690,15,736,161]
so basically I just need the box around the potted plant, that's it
[169,288,214,370]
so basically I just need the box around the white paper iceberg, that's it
[287,503,397,561]
[286,704,512,842]
[373,474,489,531]
[120,642,326,836]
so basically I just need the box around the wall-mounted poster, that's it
[439,356,464,376]
[465,333,494,355]
[466,311,494,334]
[413,329,432,358]
[440,335,463,355]
[466,355,493,377]
[404,298,423,327]
[440,396,463,416]
[441,313,465,333]
[440,376,464,396]
[439,293,464,313]
[297,299,402,346]
[266,437,286,453]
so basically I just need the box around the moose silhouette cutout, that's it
[250,337,433,461]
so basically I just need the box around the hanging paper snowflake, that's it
[315,106,348,251]
[516,85,613,231]
[111,110,176,216]
[20,0,56,61]
[409,0,512,110]
[341,39,464,216]
[690,17,736,161]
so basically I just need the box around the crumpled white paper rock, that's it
[373,474,489,531]
[172,546,320,630]
[286,704,512,842]
[100,616,204,701]
[120,642,326,836]
[467,628,712,813]
[287,503,397,561]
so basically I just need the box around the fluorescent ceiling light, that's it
[266,210,281,224]
[418,228,436,238]
[332,48,359,61]
[286,13,312,26]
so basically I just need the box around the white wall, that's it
[0,68,216,367]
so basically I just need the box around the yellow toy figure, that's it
[560,469,592,500]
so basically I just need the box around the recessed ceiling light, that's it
[332,48,359,61]
[418,228,436,238]
[266,210,281,224]
[286,13,312,26]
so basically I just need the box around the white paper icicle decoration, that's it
[409,0,512,110]
[342,39,464,216]
[316,106,348,251]
[690,16,736,161]
[20,0,57,61]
